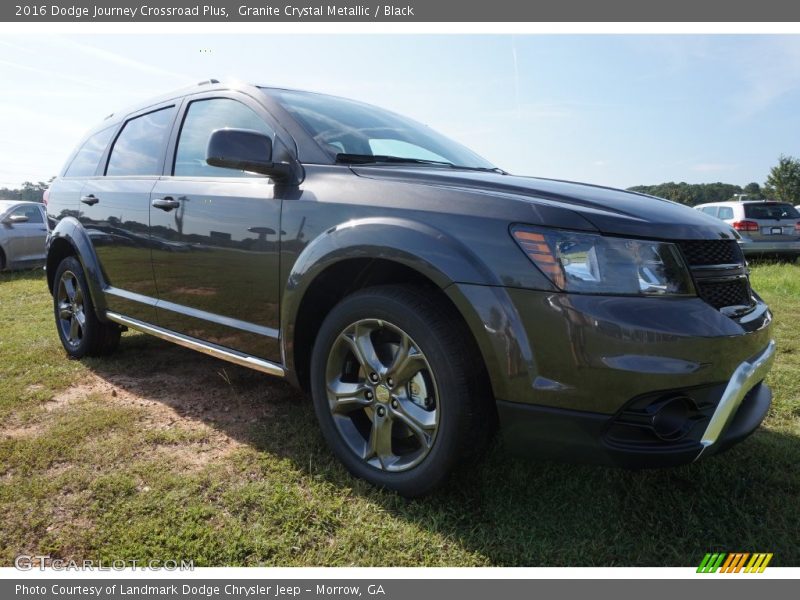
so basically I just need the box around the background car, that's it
[0,200,48,271]
[695,200,800,260]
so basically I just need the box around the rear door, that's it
[80,103,179,322]
[149,93,282,361]
[744,202,800,241]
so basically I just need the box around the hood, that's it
[351,167,737,241]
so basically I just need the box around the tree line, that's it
[0,180,52,202]
[629,155,800,206]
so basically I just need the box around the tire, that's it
[52,256,121,358]
[310,285,493,497]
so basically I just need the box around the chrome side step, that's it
[105,311,286,378]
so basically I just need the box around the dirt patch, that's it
[0,424,45,439]
[37,338,304,471]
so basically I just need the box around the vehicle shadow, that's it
[84,330,800,567]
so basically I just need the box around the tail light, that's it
[732,220,759,232]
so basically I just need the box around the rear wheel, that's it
[310,285,493,496]
[53,256,120,358]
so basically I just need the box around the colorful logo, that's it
[697,553,773,573]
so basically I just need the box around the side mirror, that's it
[4,214,29,224]
[206,128,293,182]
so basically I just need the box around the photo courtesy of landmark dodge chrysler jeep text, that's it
[44,80,775,496]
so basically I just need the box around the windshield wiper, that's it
[335,153,507,174]
[335,153,455,167]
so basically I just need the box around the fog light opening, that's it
[651,396,695,441]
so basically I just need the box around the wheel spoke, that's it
[63,276,77,302]
[393,397,436,448]
[74,309,86,328]
[365,414,394,468]
[341,322,384,375]
[390,343,426,385]
[328,379,371,413]
[68,316,79,341]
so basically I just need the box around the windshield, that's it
[744,203,800,220]
[268,88,496,170]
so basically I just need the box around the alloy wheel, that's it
[325,318,440,472]
[56,270,86,349]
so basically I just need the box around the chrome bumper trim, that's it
[105,311,286,378]
[695,339,776,459]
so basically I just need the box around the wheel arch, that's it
[46,218,108,316]
[282,217,502,393]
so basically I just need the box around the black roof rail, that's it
[197,79,220,86]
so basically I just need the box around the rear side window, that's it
[106,107,176,176]
[173,98,274,177]
[64,127,115,177]
[717,206,734,220]
[744,203,800,220]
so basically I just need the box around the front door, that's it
[4,204,48,264]
[149,95,282,361]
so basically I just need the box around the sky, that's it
[0,34,799,189]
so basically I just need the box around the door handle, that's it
[80,194,99,206]
[151,197,180,211]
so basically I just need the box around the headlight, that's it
[511,226,694,296]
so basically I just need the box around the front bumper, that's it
[446,283,775,467]
[497,341,774,467]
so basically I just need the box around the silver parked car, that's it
[0,200,49,271]
[695,200,800,260]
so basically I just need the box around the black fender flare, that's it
[46,217,109,317]
[280,216,502,375]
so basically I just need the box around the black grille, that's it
[696,279,753,311]
[677,240,743,266]
[676,240,753,312]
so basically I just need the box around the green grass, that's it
[0,264,798,566]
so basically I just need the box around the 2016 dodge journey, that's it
[44,80,776,496]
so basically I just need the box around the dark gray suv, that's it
[45,81,775,496]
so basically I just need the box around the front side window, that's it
[700,206,718,216]
[106,107,176,176]
[10,204,44,223]
[65,127,115,177]
[174,98,274,177]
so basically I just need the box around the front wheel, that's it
[310,285,493,496]
[52,256,120,358]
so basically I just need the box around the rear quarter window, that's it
[64,127,115,177]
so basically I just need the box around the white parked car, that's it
[694,200,800,260]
